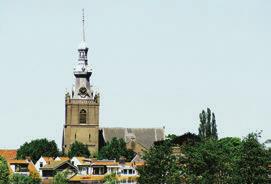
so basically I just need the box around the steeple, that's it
[63,9,100,156]
[73,9,93,99]
[78,9,88,64]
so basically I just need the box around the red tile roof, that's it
[0,149,17,160]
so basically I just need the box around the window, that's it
[80,109,87,124]
[39,162,43,168]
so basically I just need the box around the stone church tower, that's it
[62,10,99,154]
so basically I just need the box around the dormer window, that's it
[80,109,87,124]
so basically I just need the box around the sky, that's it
[0,0,271,149]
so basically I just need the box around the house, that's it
[34,156,54,176]
[70,157,91,175]
[7,159,38,176]
[40,160,78,178]
[91,160,118,175]
[0,149,17,160]
[69,158,144,184]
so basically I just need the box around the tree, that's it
[171,132,201,146]
[17,138,59,163]
[198,108,218,140]
[0,156,9,184]
[215,137,241,183]
[68,141,90,158]
[181,139,220,183]
[53,171,68,184]
[9,174,33,184]
[104,173,117,184]
[138,140,180,184]
[98,138,135,161]
[181,137,242,184]
[236,133,270,184]
[198,110,206,138]
[211,113,218,140]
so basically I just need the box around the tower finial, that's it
[82,8,85,42]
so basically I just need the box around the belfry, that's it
[62,9,100,154]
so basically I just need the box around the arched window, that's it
[80,109,87,124]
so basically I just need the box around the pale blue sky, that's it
[0,0,271,149]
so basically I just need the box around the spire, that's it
[72,9,93,100]
[78,8,87,50]
[82,8,85,42]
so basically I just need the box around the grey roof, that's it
[131,154,144,163]
[101,127,165,149]
[41,160,76,171]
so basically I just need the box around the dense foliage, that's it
[9,173,40,184]
[68,141,90,158]
[99,138,135,161]
[17,138,59,163]
[138,139,180,184]
[0,156,9,184]
[138,131,271,184]
[53,171,68,184]
[181,137,242,183]
[198,108,218,140]
[103,173,117,184]
[237,133,270,183]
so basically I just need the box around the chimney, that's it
[119,156,126,165]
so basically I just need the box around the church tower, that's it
[63,10,100,154]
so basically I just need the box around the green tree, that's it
[216,137,242,183]
[99,138,135,161]
[211,113,218,140]
[68,141,90,158]
[0,156,9,184]
[181,139,220,184]
[198,108,218,140]
[17,138,59,163]
[236,133,270,184]
[103,173,117,184]
[138,140,180,184]
[181,137,242,184]
[198,110,206,138]
[53,171,68,184]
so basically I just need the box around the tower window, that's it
[80,109,87,124]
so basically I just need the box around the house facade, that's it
[34,156,143,184]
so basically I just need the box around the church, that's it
[62,11,165,155]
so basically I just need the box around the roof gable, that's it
[41,160,77,171]
[101,127,165,149]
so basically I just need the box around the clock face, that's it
[78,87,89,98]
